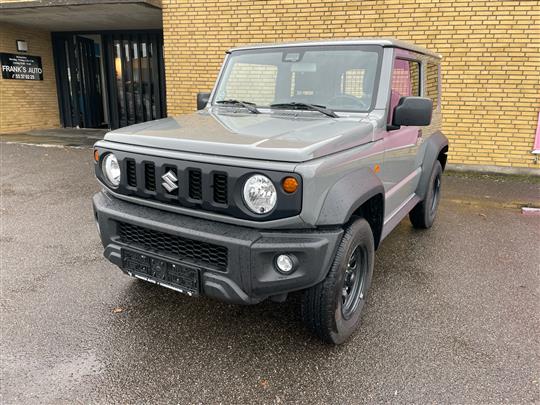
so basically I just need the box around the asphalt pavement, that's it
[1,141,539,404]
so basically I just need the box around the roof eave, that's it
[228,38,441,59]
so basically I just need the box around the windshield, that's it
[213,45,382,113]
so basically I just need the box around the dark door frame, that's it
[77,35,103,128]
[52,33,104,128]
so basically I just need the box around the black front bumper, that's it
[93,191,342,305]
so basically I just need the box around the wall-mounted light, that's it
[16,40,28,52]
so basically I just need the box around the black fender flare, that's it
[416,131,449,200]
[317,167,385,229]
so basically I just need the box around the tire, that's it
[409,160,443,229]
[301,218,374,345]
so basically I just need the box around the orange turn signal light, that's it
[282,177,299,193]
[94,149,99,162]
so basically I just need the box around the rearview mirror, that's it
[197,92,211,110]
[391,96,432,128]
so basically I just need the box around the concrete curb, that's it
[447,163,540,177]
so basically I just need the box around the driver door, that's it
[381,57,423,220]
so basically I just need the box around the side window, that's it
[224,63,277,105]
[388,58,421,124]
[392,59,420,97]
[426,61,440,110]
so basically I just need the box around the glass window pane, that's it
[224,63,277,106]
[123,40,135,125]
[140,41,151,121]
[214,46,381,112]
[132,40,143,122]
[341,69,366,98]
[114,41,126,126]
[391,59,420,98]
[388,58,421,123]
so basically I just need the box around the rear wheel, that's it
[409,160,442,229]
[301,218,374,345]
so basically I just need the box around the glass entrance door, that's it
[53,34,105,128]
[53,31,166,130]
[102,32,167,129]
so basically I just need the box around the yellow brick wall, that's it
[0,23,60,133]
[162,0,540,169]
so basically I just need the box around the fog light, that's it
[275,254,295,274]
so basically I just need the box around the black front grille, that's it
[144,163,156,191]
[117,221,228,271]
[126,159,137,187]
[188,169,202,200]
[213,173,228,204]
[96,149,302,221]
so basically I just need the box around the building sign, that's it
[0,53,43,80]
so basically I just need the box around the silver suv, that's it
[93,39,448,344]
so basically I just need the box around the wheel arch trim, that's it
[316,168,385,247]
[416,131,449,200]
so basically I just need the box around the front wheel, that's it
[301,218,374,345]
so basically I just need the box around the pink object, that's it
[392,59,412,97]
[387,59,412,124]
[384,125,420,148]
[522,207,540,216]
[533,111,540,154]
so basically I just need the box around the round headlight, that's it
[102,153,121,187]
[243,174,277,214]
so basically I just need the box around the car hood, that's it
[104,110,375,163]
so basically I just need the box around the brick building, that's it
[1,0,539,172]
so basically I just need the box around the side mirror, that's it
[197,92,211,110]
[391,96,433,129]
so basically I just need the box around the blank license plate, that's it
[121,249,199,296]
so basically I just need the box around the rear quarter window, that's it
[340,68,367,98]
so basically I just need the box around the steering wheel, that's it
[327,94,369,110]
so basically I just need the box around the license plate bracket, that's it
[121,249,200,296]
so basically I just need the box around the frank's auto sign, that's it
[1,53,43,80]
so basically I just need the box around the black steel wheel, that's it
[341,245,369,320]
[301,218,374,345]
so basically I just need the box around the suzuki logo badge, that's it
[161,170,178,193]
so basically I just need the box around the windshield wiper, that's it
[216,99,260,114]
[269,102,338,118]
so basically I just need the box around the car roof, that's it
[229,38,441,59]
